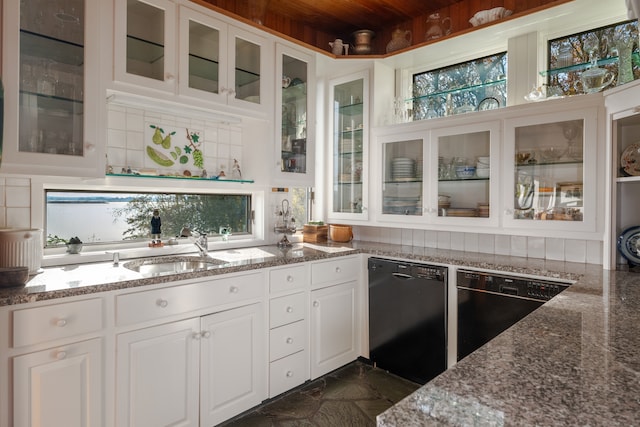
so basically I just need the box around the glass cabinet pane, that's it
[187,20,220,93]
[333,79,364,213]
[126,0,165,81]
[19,0,84,156]
[235,38,260,103]
[383,139,423,216]
[281,55,308,174]
[513,119,584,221]
[437,131,491,218]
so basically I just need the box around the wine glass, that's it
[562,122,582,160]
[583,33,600,65]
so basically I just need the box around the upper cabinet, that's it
[274,44,315,186]
[1,0,105,176]
[327,71,370,222]
[502,98,602,235]
[114,0,273,115]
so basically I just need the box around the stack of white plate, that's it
[476,156,490,178]
[391,157,416,181]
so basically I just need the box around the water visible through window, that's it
[45,190,252,246]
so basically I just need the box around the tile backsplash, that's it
[353,226,603,265]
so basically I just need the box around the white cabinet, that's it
[1,0,106,176]
[310,256,360,379]
[0,297,105,427]
[503,97,603,236]
[14,338,102,427]
[116,317,200,427]
[328,70,370,222]
[372,118,500,227]
[115,271,266,426]
[114,0,273,114]
[267,264,310,397]
[274,43,315,185]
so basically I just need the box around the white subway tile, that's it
[450,232,464,251]
[586,240,603,265]
[126,112,144,132]
[6,207,30,228]
[401,228,413,246]
[126,131,144,151]
[413,229,426,247]
[527,236,546,259]
[108,109,127,131]
[510,235,527,258]
[0,186,5,207]
[107,129,127,148]
[126,150,144,169]
[5,178,29,187]
[494,235,511,256]
[425,230,438,248]
[6,186,30,208]
[107,147,127,168]
[565,239,586,263]
[436,231,451,249]
[464,233,479,252]
[0,208,6,228]
[545,237,565,261]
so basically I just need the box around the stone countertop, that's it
[1,240,637,424]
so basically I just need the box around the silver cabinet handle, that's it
[156,299,168,308]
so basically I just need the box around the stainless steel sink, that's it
[124,256,226,276]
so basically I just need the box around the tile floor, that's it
[219,359,420,426]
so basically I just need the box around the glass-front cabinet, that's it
[503,105,598,232]
[1,0,103,176]
[430,121,500,226]
[328,71,369,221]
[275,44,314,185]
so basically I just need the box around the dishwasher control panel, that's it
[457,270,570,301]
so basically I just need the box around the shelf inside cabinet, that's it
[411,78,506,102]
[127,35,164,64]
[338,102,363,115]
[540,53,640,77]
[106,173,254,183]
[438,176,489,182]
[188,53,219,80]
[21,30,84,66]
[515,159,583,168]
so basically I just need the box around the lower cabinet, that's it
[13,338,102,427]
[116,302,264,427]
[310,280,359,379]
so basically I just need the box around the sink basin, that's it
[124,256,226,276]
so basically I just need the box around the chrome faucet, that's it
[180,226,209,257]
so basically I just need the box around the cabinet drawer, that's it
[269,350,309,398]
[269,264,308,294]
[311,256,359,288]
[269,292,306,328]
[270,320,307,362]
[13,298,103,348]
[116,272,262,326]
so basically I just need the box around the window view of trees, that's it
[46,191,251,246]
[547,20,639,95]
[412,52,507,120]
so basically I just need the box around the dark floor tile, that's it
[364,368,421,403]
[311,400,372,427]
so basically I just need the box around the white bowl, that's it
[455,166,476,178]
[476,167,490,178]
[469,7,513,27]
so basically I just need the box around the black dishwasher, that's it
[368,257,447,384]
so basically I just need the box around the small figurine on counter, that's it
[150,209,162,246]
[231,159,242,179]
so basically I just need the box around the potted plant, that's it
[66,236,83,254]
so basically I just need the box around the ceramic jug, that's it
[425,13,452,41]
[329,39,348,55]
[386,28,412,53]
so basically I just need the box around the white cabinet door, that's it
[114,0,178,92]
[1,0,105,176]
[13,338,102,427]
[200,303,265,427]
[310,281,358,379]
[116,318,200,427]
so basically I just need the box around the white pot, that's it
[0,228,43,274]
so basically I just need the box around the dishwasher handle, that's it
[392,272,414,280]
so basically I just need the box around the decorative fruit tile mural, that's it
[145,124,204,176]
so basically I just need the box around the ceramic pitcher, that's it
[329,39,348,55]
[386,28,412,53]
[425,13,452,41]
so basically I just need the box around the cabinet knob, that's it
[192,332,201,340]
[286,275,294,282]
[313,301,319,307]
[335,266,341,273]
[505,208,514,215]
[286,306,294,313]
[55,318,67,327]
[156,299,169,308]
[55,350,67,360]
[165,73,175,81]
[286,337,293,344]
[285,370,293,378]
[201,331,211,339]
[229,286,239,293]
[85,143,96,152]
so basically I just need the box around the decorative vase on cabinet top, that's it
[425,13,451,41]
[386,29,412,53]
[352,29,375,54]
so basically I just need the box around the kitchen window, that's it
[412,51,507,120]
[45,190,252,247]
[546,20,639,96]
